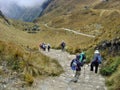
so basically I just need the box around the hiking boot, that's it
[73,80,78,83]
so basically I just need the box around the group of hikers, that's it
[70,49,102,83]
[39,41,102,83]
[39,42,51,52]
[39,41,66,52]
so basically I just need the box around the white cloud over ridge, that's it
[0,0,47,8]
[0,0,50,21]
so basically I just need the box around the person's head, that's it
[78,49,82,53]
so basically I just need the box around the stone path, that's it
[29,49,107,90]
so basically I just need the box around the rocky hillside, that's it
[94,0,120,9]
[37,0,120,42]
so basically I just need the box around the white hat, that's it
[94,50,100,54]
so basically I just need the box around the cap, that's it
[94,50,100,54]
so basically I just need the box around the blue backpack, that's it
[70,59,76,70]
[70,59,82,70]
[94,55,102,64]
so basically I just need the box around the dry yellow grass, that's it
[0,18,94,53]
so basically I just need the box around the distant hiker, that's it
[70,54,81,83]
[40,42,46,51]
[60,41,66,51]
[90,50,102,73]
[47,43,51,52]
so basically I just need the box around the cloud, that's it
[17,0,47,7]
[0,0,48,9]
[0,0,50,21]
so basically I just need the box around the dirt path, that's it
[44,24,95,38]
[29,49,106,90]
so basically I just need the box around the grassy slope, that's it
[0,17,94,53]
[37,0,120,46]
[0,18,64,85]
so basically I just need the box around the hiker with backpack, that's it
[70,54,81,83]
[60,41,66,51]
[90,50,102,73]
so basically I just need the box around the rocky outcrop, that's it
[96,37,120,55]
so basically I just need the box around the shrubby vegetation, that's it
[100,56,120,76]
[0,41,63,85]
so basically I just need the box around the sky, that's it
[0,0,48,8]
[0,0,49,20]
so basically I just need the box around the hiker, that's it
[70,54,81,83]
[60,41,66,51]
[47,43,51,52]
[90,50,102,73]
[40,42,46,51]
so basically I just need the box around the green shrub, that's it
[100,56,120,76]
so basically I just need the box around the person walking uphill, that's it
[47,43,51,52]
[70,54,81,83]
[60,41,66,51]
[90,50,102,73]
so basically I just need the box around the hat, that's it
[94,50,100,54]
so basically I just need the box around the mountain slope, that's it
[94,0,120,9]
[37,0,120,41]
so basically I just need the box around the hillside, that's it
[37,0,120,41]
[0,10,64,89]
[36,0,120,90]
[94,0,120,9]
[0,0,120,89]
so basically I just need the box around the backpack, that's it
[79,53,86,66]
[94,55,102,64]
[70,59,78,70]
[61,42,65,47]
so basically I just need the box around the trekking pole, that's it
[84,64,85,78]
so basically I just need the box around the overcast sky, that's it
[0,0,48,9]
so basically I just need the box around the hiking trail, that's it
[29,49,107,90]
[44,24,95,38]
